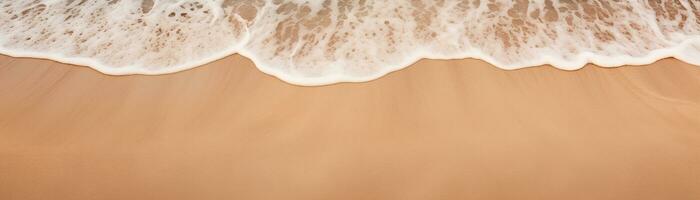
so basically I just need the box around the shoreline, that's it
[3,36,700,86]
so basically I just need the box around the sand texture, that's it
[1,54,699,199]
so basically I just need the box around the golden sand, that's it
[0,54,699,199]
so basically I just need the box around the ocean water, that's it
[1,0,699,85]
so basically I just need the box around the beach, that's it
[1,54,699,199]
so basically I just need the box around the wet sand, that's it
[0,54,699,199]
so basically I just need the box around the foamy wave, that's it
[2,0,700,85]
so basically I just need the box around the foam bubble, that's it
[1,0,699,85]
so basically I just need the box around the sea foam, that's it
[1,0,700,85]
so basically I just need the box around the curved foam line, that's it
[2,37,699,86]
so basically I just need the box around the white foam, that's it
[1,0,699,85]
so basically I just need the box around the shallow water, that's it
[1,0,699,85]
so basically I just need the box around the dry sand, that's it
[0,54,699,199]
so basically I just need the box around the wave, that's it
[1,0,700,85]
